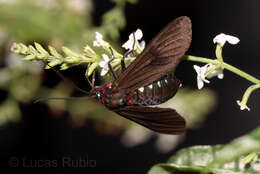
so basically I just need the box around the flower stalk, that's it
[184,55,260,84]
[10,31,260,111]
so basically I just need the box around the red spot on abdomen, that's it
[101,96,105,104]
[126,96,131,105]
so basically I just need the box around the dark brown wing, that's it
[116,106,185,134]
[114,16,192,91]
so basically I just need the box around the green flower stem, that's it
[215,44,223,62]
[241,84,260,104]
[183,55,260,84]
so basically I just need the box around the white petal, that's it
[135,29,143,40]
[201,64,209,75]
[122,29,143,50]
[193,65,201,74]
[217,72,224,79]
[95,32,103,40]
[213,33,240,46]
[236,100,250,111]
[93,32,108,47]
[208,69,223,79]
[225,35,240,45]
[93,40,99,47]
[99,61,106,68]
[122,40,132,50]
[101,54,109,62]
[197,76,204,89]
[193,64,210,89]
[140,40,146,50]
[213,33,226,46]
[100,66,109,76]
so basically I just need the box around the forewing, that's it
[116,106,185,134]
[114,16,192,91]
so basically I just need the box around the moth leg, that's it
[108,46,119,79]
[108,57,118,79]
[121,50,131,72]
[121,32,136,72]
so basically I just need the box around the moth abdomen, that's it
[127,74,181,106]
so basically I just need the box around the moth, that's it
[50,16,192,135]
[85,16,192,134]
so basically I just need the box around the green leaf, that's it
[48,46,62,58]
[47,59,63,68]
[62,46,79,57]
[60,63,70,70]
[87,63,98,76]
[23,54,36,61]
[84,45,96,57]
[148,127,260,174]
[34,42,49,55]
[28,45,38,54]
[20,43,29,54]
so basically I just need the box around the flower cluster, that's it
[193,33,239,90]
[192,33,255,111]
[93,29,145,76]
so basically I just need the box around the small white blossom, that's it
[122,29,143,50]
[236,100,250,111]
[193,64,210,89]
[207,63,224,79]
[140,40,146,50]
[99,54,110,76]
[213,33,240,46]
[93,32,108,47]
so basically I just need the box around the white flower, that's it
[213,33,240,46]
[122,29,143,50]
[207,63,224,79]
[193,64,210,89]
[93,32,108,47]
[236,100,250,111]
[140,40,146,50]
[99,54,110,76]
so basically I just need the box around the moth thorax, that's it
[105,88,126,109]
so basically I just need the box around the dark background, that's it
[2,0,260,173]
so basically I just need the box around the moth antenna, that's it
[44,62,90,95]
[108,57,118,79]
[34,96,91,103]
